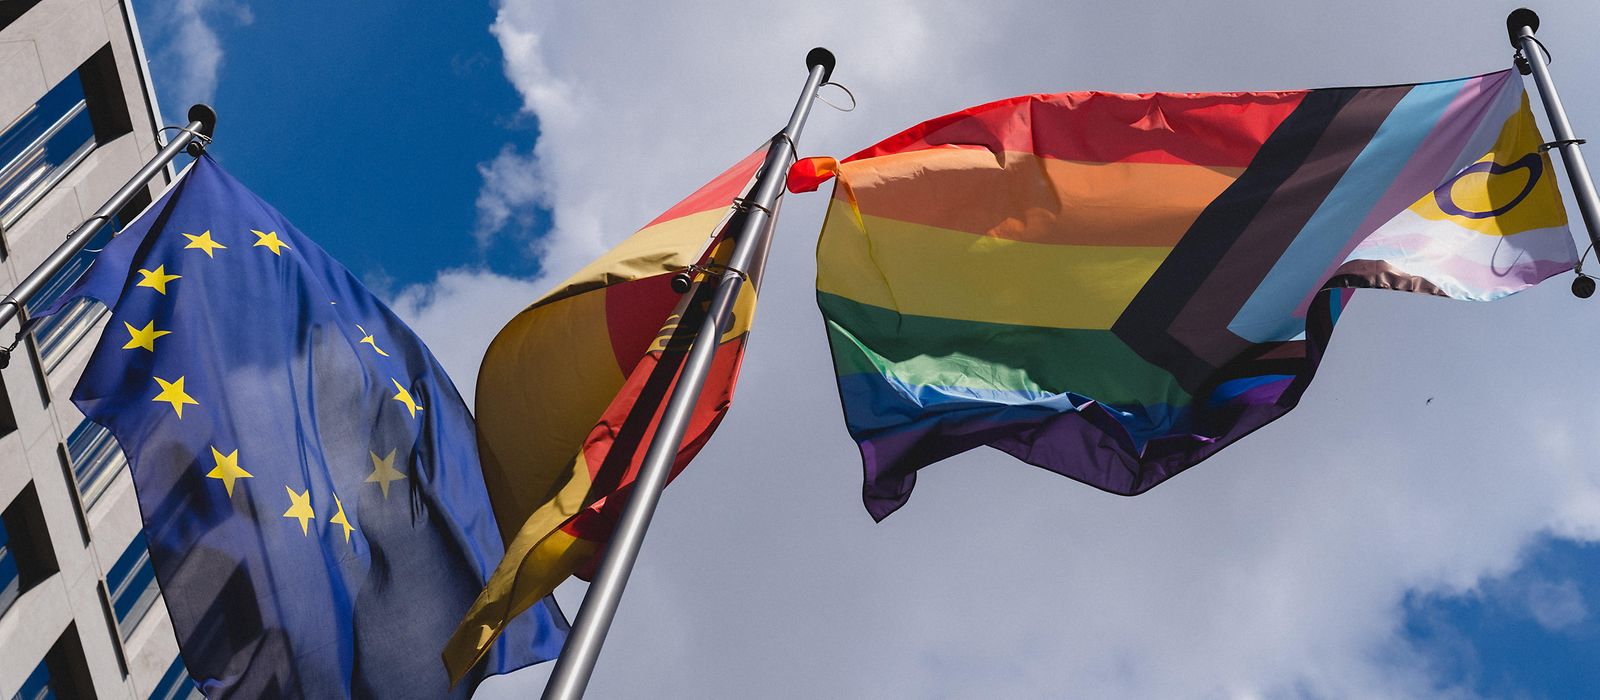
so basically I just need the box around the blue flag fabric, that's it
[42,156,567,698]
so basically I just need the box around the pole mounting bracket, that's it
[1541,138,1587,152]
[670,262,749,294]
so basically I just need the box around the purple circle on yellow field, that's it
[1433,152,1542,219]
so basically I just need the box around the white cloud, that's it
[372,0,1600,697]
[473,144,544,248]
[1523,579,1588,631]
[145,0,253,118]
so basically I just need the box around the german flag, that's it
[446,148,766,680]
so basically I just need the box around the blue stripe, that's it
[1229,79,1465,343]
[1207,374,1294,407]
[837,373,1193,450]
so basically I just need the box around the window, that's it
[0,510,19,617]
[147,656,202,700]
[0,0,45,33]
[0,71,96,235]
[23,221,113,373]
[107,533,158,638]
[0,483,58,617]
[0,43,134,245]
[65,418,125,511]
[10,624,97,700]
[12,659,51,700]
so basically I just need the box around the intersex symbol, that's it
[1433,152,1542,219]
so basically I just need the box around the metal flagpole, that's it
[0,103,217,363]
[540,48,836,700]
[1506,8,1600,298]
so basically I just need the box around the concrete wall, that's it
[0,0,181,697]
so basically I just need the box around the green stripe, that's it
[819,292,1192,408]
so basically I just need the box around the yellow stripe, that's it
[1407,95,1568,235]
[475,290,622,539]
[835,148,1240,247]
[533,209,729,308]
[816,199,1172,331]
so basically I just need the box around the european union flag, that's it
[41,156,567,698]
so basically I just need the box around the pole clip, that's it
[670,262,748,294]
[161,125,213,156]
[1540,138,1586,153]
[1514,51,1532,75]
[732,196,773,217]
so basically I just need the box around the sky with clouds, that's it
[130,0,1600,697]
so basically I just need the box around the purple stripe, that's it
[855,378,1297,520]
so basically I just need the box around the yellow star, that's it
[391,378,422,418]
[204,446,253,497]
[355,325,390,357]
[283,486,314,535]
[328,493,355,543]
[182,230,227,257]
[252,229,290,255]
[365,448,407,499]
[135,265,181,294]
[121,320,170,351]
[152,376,199,418]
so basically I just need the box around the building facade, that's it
[0,1,197,698]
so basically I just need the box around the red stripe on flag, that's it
[602,274,683,376]
[563,334,750,578]
[845,90,1308,168]
[787,156,839,193]
[644,148,769,228]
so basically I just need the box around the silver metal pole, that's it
[1508,9,1600,254]
[0,104,216,334]
[541,48,835,700]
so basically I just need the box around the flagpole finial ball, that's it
[806,48,836,83]
[185,104,217,156]
[188,104,217,137]
[1507,8,1540,44]
[1568,273,1593,297]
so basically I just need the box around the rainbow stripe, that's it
[445,149,766,680]
[814,70,1574,521]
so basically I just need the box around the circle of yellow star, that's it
[182,230,227,257]
[204,447,254,497]
[365,448,407,499]
[252,229,290,255]
[356,325,390,357]
[122,320,171,352]
[135,265,181,294]
[151,375,199,418]
[283,486,314,535]
[391,378,422,418]
[328,493,355,543]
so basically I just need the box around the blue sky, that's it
[135,0,542,290]
[129,1,1600,697]
[1405,538,1600,697]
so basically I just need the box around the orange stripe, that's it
[836,149,1240,247]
